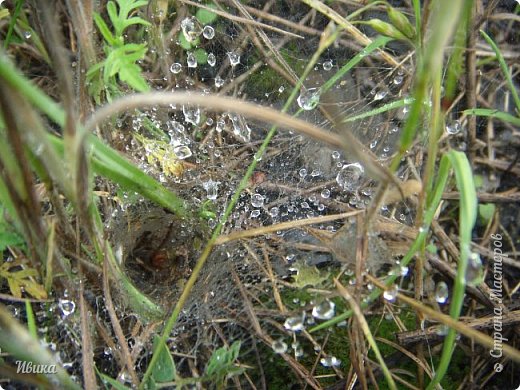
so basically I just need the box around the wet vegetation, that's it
[0,0,519,389]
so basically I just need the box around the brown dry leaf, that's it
[382,179,422,205]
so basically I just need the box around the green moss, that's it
[243,45,305,100]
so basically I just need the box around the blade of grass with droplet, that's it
[342,97,414,123]
[427,150,477,390]
[321,35,393,94]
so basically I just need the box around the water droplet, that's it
[446,120,461,135]
[118,371,132,385]
[336,163,364,191]
[271,339,288,353]
[383,284,398,302]
[214,75,224,88]
[321,189,331,199]
[251,193,265,207]
[203,179,220,200]
[170,62,182,74]
[393,75,403,85]
[181,17,202,42]
[298,168,307,178]
[182,105,200,125]
[207,52,216,66]
[173,145,192,159]
[312,300,335,320]
[216,118,225,132]
[278,85,285,93]
[229,114,251,142]
[227,51,240,67]
[187,52,197,68]
[284,313,305,331]
[202,25,215,39]
[293,344,304,359]
[23,31,32,39]
[466,252,483,286]
[320,356,341,367]
[435,281,449,304]
[373,90,388,101]
[436,324,449,336]
[58,299,76,317]
[297,88,321,110]
[250,209,260,218]
[323,60,333,71]
[331,151,341,159]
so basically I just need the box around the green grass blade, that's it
[321,35,392,93]
[24,300,37,338]
[3,0,24,49]
[480,30,520,114]
[342,97,414,123]
[427,151,477,389]
[412,0,422,46]
[464,108,520,126]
